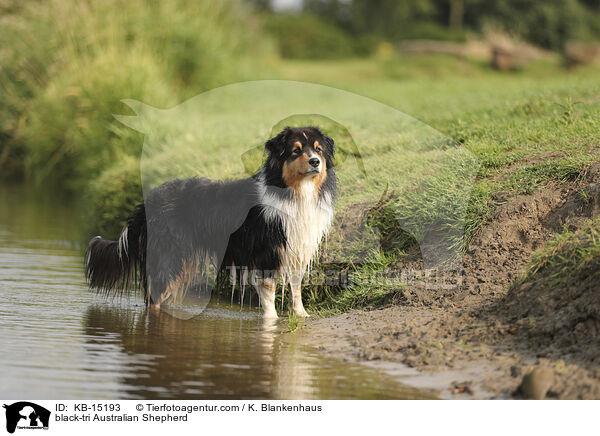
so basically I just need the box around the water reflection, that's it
[83,304,428,399]
[0,184,429,400]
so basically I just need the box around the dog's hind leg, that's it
[256,277,278,318]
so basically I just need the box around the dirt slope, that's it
[299,164,600,399]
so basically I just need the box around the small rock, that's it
[510,366,521,378]
[517,367,554,399]
[449,382,474,396]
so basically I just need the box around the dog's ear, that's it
[323,134,335,158]
[265,127,290,157]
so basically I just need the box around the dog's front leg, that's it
[289,273,309,317]
[257,277,278,318]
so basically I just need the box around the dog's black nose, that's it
[309,158,320,167]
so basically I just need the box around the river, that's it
[0,184,428,399]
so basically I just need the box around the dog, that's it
[85,126,336,318]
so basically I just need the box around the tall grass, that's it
[0,0,273,192]
[522,217,600,289]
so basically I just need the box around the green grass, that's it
[0,0,273,192]
[270,57,600,311]
[284,313,303,333]
[1,2,599,314]
[521,217,600,290]
[307,251,408,316]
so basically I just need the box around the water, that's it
[0,184,428,399]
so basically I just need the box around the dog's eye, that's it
[292,148,301,155]
[315,146,323,153]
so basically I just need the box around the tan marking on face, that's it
[313,140,320,149]
[282,153,310,191]
[293,141,302,149]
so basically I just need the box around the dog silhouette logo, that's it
[3,402,50,434]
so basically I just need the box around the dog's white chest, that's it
[261,181,334,274]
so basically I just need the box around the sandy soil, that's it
[298,165,600,399]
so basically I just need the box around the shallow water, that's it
[0,184,429,399]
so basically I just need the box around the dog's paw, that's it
[262,309,279,319]
[294,308,310,318]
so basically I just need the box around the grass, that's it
[49,57,600,312]
[308,251,409,316]
[1,3,599,313]
[285,313,303,333]
[521,217,600,290]
[0,0,273,192]
[271,57,600,312]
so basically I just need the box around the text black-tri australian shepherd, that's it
[85,126,336,318]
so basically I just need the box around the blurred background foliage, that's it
[258,0,600,57]
[1,0,599,239]
[0,0,272,188]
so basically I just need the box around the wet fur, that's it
[85,126,336,316]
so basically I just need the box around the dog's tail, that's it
[85,203,147,295]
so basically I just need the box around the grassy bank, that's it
[1,1,599,312]
[282,57,600,313]
[0,0,274,235]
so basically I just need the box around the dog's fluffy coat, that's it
[85,126,336,317]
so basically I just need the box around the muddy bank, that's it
[298,165,600,399]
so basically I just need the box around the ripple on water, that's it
[0,185,430,399]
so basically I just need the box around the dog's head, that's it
[265,126,335,191]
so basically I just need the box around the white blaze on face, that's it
[305,150,320,168]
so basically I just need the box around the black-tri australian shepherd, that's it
[85,126,336,318]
